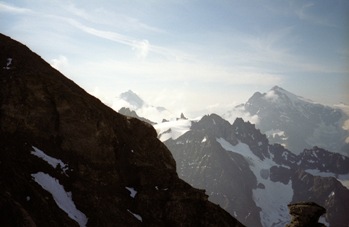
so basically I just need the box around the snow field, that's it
[31,172,88,227]
[217,138,293,227]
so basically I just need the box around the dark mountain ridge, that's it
[0,33,243,226]
[118,107,156,125]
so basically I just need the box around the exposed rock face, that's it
[297,147,349,174]
[286,202,326,227]
[0,33,244,226]
[291,170,349,226]
[166,115,262,227]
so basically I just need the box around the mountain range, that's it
[0,33,243,226]
[112,84,349,226]
[112,86,349,158]
[2,32,348,226]
[165,115,349,226]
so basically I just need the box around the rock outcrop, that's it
[287,202,326,227]
[0,33,244,226]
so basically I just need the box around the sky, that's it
[1,0,349,116]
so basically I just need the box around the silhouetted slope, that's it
[0,33,243,227]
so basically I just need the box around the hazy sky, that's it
[1,0,348,116]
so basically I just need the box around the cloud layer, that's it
[1,0,348,114]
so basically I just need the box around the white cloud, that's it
[75,57,282,88]
[2,0,346,117]
[50,55,68,72]
[223,106,260,125]
[65,19,176,59]
[343,119,349,130]
[0,2,32,14]
[295,2,337,27]
[65,4,164,33]
[66,3,89,20]
[89,87,114,107]
[264,90,278,102]
[133,39,150,59]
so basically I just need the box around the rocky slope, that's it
[165,114,349,226]
[286,202,326,227]
[224,86,349,156]
[0,33,244,226]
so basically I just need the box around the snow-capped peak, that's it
[111,90,175,123]
[119,90,145,109]
[224,86,349,156]
[266,86,316,106]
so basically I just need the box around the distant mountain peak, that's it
[267,86,316,105]
[225,86,349,156]
[270,85,283,91]
[111,90,174,123]
[119,90,144,108]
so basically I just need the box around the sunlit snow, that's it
[31,172,88,227]
[201,137,207,143]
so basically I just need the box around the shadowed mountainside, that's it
[0,33,244,227]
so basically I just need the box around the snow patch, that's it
[127,209,142,222]
[201,137,207,143]
[125,187,137,198]
[31,146,68,174]
[271,86,317,105]
[3,58,12,69]
[319,216,329,227]
[7,58,12,66]
[31,172,88,227]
